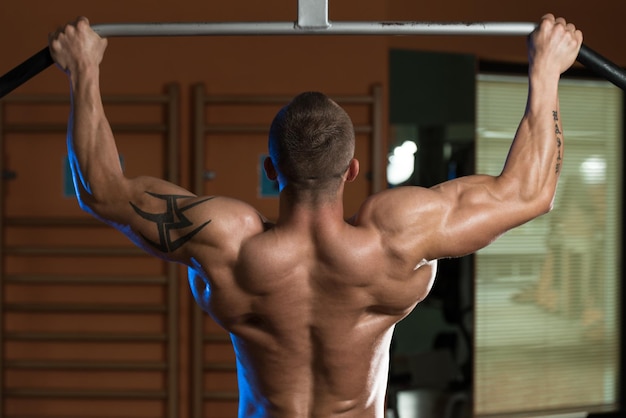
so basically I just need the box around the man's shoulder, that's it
[204,196,265,218]
[350,186,434,228]
[212,197,271,234]
[185,196,270,255]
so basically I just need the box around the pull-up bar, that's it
[0,0,624,97]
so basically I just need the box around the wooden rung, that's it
[204,362,237,372]
[0,95,69,104]
[4,303,167,314]
[331,96,376,104]
[202,95,374,105]
[5,217,104,227]
[203,333,231,343]
[4,388,167,400]
[3,274,169,285]
[3,123,168,133]
[2,123,66,132]
[5,360,167,371]
[5,416,161,418]
[101,94,172,104]
[113,123,168,133]
[5,415,161,418]
[4,246,146,256]
[108,123,168,133]
[203,124,371,134]
[204,125,272,134]
[203,391,238,401]
[1,93,170,104]
[5,332,168,342]
[203,95,292,104]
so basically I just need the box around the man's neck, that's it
[276,187,346,227]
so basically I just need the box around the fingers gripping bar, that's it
[0,21,624,98]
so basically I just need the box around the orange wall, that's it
[1,1,622,189]
[2,0,622,96]
[1,2,621,416]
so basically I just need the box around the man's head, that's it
[266,92,358,197]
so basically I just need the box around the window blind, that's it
[474,74,622,417]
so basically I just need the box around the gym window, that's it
[474,74,622,417]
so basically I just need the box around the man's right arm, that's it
[50,17,264,267]
[360,14,582,262]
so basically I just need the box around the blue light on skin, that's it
[188,258,270,418]
[65,153,124,198]
[232,338,270,418]
[447,161,457,180]
[259,154,280,198]
[263,154,285,193]
[187,259,212,311]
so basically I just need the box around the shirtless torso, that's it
[48,13,582,418]
[187,197,436,417]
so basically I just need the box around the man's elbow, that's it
[76,191,102,218]
[532,187,556,217]
[75,183,118,218]
[73,175,125,217]
[506,177,556,220]
[502,175,556,218]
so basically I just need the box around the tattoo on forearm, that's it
[130,192,214,253]
[553,110,562,174]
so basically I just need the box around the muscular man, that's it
[49,14,582,418]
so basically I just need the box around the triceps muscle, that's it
[129,191,215,253]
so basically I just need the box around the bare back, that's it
[52,12,581,418]
[188,210,436,418]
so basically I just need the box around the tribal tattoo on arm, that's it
[130,192,215,253]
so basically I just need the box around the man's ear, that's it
[345,158,360,183]
[264,156,278,181]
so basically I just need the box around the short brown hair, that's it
[268,92,355,191]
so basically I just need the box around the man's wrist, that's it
[529,66,560,90]
[70,64,100,89]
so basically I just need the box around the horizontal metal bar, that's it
[5,332,167,342]
[91,21,537,37]
[92,22,626,91]
[5,360,167,371]
[2,20,625,99]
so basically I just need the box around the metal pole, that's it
[89,21,538,37]
[0,20,624,95]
